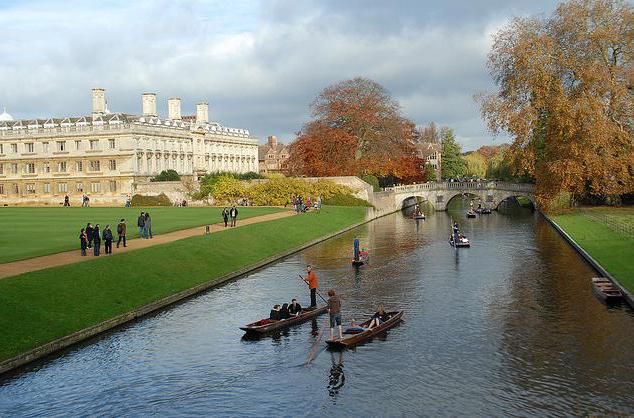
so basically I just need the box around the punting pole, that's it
[306,316,330,366]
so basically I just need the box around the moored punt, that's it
[240,306,328,334]
[591,277,623,303]
[480,208,492,214]
[326,311,403,349]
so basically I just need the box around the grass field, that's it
[0,206,285,263]
[0,206,367,362]
[553,207,634,293]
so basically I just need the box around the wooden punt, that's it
[326,311,403,349]
[466,211,477,218]
[449,235,470,248]
[352,254,369,266]
[413,214,425,220]
[591,278,623,303]
[240,306,328,334]
[480,208,492,214]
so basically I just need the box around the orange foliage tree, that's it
[477,0,634,208]
[287,77,426,181]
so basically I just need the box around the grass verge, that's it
[0,206,284,263]
[553,207,634,293]
[0,206,367,363]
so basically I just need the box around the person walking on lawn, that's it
[137,212,145,238]
[103,225,114,255]
[93,224,101,256]
[79,228,88,256]
[230,206,238,227]
[306,264,319,307]
[222,207,229,227]
[116,219,127,248]
[144,212,153,238]
[86,223,94,249]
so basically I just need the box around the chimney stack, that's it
[92,88,106,117]
[196,102,208,125]
[168,98,181,120]
[267,135,277,147]
[142,93,157,117]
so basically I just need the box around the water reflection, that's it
[328,351,345,398]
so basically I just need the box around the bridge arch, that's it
[400,195,436,211]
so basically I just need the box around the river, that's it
[1,201,633,417]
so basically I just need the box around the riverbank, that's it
[552,207,634,295]
[0,206,367,372]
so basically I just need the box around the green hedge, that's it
[322,193,373,207]
[131,193,172,207]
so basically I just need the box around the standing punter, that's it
[306,264,318,307]
[327,289,343,340]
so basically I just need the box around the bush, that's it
[322,193,373,207]
[150,169,180,182]
[361,175,380,192]
[131,193,173,207]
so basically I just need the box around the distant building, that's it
[415,142,442,180]
[258,136,289,174]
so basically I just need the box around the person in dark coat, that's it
[279,303,291,320]
[86,223,94,248]
[229,206,238,227]
[144,212,153,238]
[103,225,114,255]
[222,208,229,227]
[79,228,88,256]
[288,299,302,316]
[116,219,127,248]
[269,305,281,321]
[92,224,101,256]
[137,212,145,238]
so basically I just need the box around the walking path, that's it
[0,211,295,280]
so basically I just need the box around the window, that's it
[0,144,3,154]
[76,182,83,192]
[57,161,67,172]
[43,162,50,173]
[75,140,82,150]
[25,163,35,174]
[11,143,18,153]
[11,163,18,174]
[26,143,34,153]
[42,142,49,153]
[76,161,83,172]
[108,139,116,149]
[90,182,101,193]
[0,164,3,175]
[13,183,19,194]
[43,183,51,193]
[109,160,116,171]
[89,160,100,171]
[0,184,4,194]
[109,180,117,192]
[56,141,66,152]
[26,183,35,194]
[57,182,68,193]
[90,140,99,150]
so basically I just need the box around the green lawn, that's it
[553,207,634,293]
[0,206,367,362]
[0,206,285,263]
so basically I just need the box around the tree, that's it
[464,152,487,178]
[440,127,467,179]
[287,77,425,182]
[151,169,180,182]
[478,0,634,207]
[424,163,437,181]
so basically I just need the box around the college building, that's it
[0,89,259,205]
[258,135,289,175]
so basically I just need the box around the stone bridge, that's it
[370,181,536,213]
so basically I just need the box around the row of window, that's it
[0,139,117,154]
[0,160,117,175]
[0,180,117,195]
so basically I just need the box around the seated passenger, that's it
[269,304,281,321]
[280,303,291,320]
[288,299,302,316]
[368,304,389,329]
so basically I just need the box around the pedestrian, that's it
[86,223,94,248]
[137,212,145,238]
[222,207,229,227]
[317,195,322,210]
[79,228,88,256]
[64,195,70,207]
[144,212,153,238]
[82,194,87,207]
[93,224,101,256]
[230,206,238,227]
[306,264,318,307]
[103,225,113,255]
[116,218,127,248]
[327,289,343,340]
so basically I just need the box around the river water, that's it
[1,201,633,417]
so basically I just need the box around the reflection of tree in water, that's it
[328,351,345,398]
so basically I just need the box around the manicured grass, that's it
[0,206,367,362]
[0,206,284,263]
[553,207,634,293]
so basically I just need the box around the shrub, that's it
[211,176,247,205]
[322,193,373,207]
[361,175,380,192]
[131,193,172,207]
[150,169,180,182]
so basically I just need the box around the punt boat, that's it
[591,278,623,303]
[240,305,328,334]
[326,311,404,349]
[466,210,477,218]
[449,234,470,247]
[413,213,425,220]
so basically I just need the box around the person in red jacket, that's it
[306,265,318,307]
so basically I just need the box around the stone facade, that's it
[0,89,258,205]
[414,142,442,180]
[258,136,289,174]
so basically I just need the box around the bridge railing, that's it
[385,181,534,194]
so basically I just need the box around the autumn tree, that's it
[287,77,425,181]
[440,127,467,179]
[478,0,634,208]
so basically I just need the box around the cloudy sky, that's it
[0,0,558,150]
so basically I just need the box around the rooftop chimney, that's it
[267,135,277,147]
[142,93,157,117]
[92,88,106,117]
[196,102,208,125]
[168,98,181,120]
